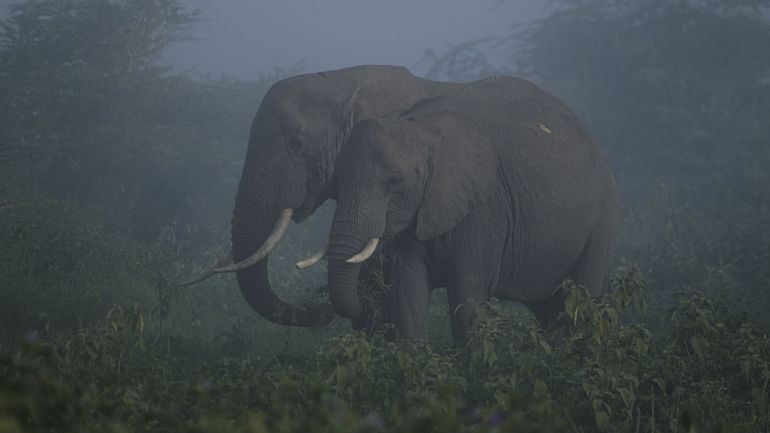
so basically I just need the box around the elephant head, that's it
[185,66,430,327]
[220,81,351,327]
[324,112,498,318]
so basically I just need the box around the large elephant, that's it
[321,93,619,341]
[186,65,558,330]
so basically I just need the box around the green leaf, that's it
[690,336,707,360]
[595,409,610,428]
[618,387,635,409]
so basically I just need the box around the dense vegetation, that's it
[1,0,769,431]
[5,276,770,433]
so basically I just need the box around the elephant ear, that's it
[415,115,499,241]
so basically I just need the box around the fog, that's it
[2,1,770,429]
[165,0,546,77]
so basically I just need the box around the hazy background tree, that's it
[0,0,304,338]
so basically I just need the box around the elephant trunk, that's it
[326,199,384,318]
[231,182,333,327]
[327,240,365,319]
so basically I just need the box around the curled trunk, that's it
[234,260,333,327]
[231,184,333,327]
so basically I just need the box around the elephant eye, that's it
[289,136,304,153]
[386,176,403,190]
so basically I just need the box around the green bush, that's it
[2,274,769,432]
[0,193,151,331]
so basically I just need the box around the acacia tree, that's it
[513,0,770,183]
[0,0,200,164]
[0,0,269,243]
[0,0,288,331]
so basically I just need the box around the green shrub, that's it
[3,272,769,432]
[0,194,152,331]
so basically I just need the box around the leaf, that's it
[690,336,707,360]
[652,378,666,393]
[622,373,640,388]
[634,339,649,357]
[595,409,610,428]
[245,413,269,433]
[538,338,552,354]
[483,339,497,368]
[740,359,753,382]
[618,387,635,409]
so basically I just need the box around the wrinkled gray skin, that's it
[230,64,555,329]
[328,93,619,341]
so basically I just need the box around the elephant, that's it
[318,92,619,341]
[184,64,571,331]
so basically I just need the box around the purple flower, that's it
[364,412,384,429]
[488,411,506,427]
[23,330,40,345]
[466,407,483,423]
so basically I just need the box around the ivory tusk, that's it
[179,251,233,286]
[214,208,293,273]
[345,238,379,264]
[295,243,328,269]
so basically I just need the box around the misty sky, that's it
[165,0,547,79]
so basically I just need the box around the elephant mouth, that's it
[292,202,315,222]
[294,178,336,222]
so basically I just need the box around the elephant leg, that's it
[388,237,432,340]
[522,292,565,330]
[443,224,505,343]
[446,285,487,343]
[569,228,614,297]
[525,228,613,335]
[446,261,492,342]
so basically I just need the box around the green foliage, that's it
[0,0,280,249]
[0,192,151,329]
[0,0,200,164]
[4,276,770,432]
[0,0,308,348]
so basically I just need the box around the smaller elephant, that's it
[316,96,619,341]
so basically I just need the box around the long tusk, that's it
[295,242,328,269]
[179,251,233,286]
[214,208,293,273]
[345,238,379,264]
